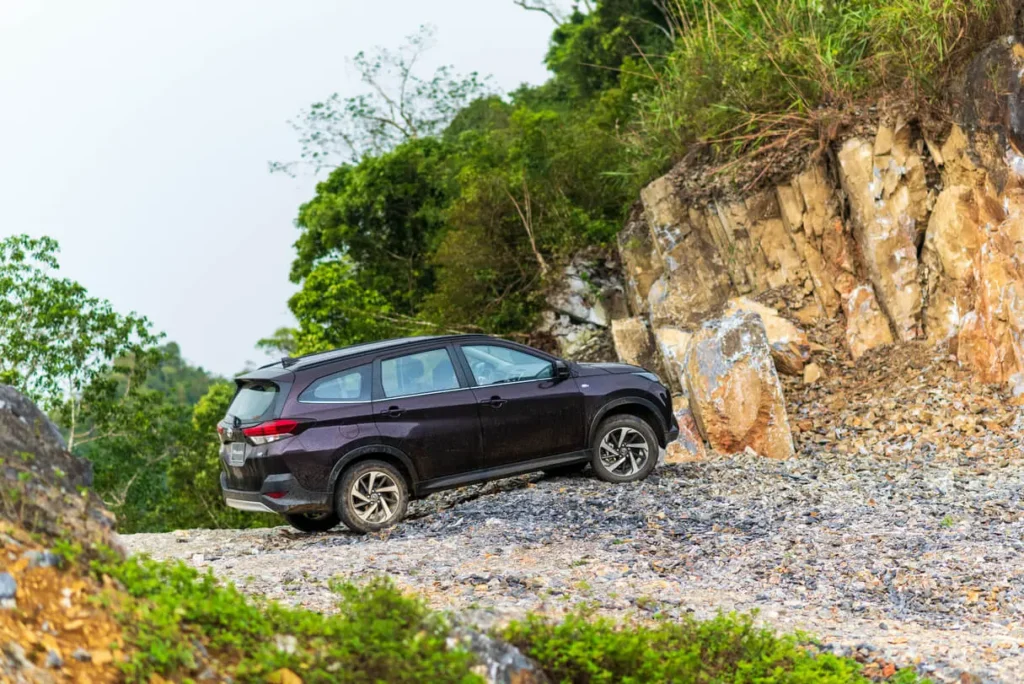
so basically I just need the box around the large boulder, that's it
[722,297,810,375]
[683,312,795,459]
[0,385,118,551]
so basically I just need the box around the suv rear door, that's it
[372,344,483,484]
[219,370,293,491]
[456,342,585,468]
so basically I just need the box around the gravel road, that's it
[124,343,1024,683]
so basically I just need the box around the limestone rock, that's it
[617,208,663,316]
[450,626,549,684]
[803,362,823,385]
[838,128,926,342]
[921,185,997,343]
[683,311,795,459]
[956,229,1024,384]
[610,318,655,371]
[546,256,625,327]
[777,165,845,317]
[843,285,895,360]
[723,297,810,375]
[640,176,732,326]
[536,312,615,363]
[652,326,692,392]
[664,397,707,463]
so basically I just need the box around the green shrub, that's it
[92,553,927,683]
[93,554,480,683]
[503,606,927,683]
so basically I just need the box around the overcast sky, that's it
[0,0,560,376]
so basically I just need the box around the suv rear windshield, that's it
[227,382,279,423]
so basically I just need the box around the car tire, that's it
[284,511,340,533]
[590,415,659,483]
[336,459,409,534]
[542,462,587,477]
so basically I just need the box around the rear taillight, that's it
[242,419,300,445]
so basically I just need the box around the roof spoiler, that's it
[281,357,298,369]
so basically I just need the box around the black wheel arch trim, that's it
[589,397,669,447]
[328,444,420,495]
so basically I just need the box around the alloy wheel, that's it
[598,427,649,476]
[349,470,401,524]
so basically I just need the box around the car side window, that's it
[462,345,553,386]
[380,348,460,398]
[299,365,370,402]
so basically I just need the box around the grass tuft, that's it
[624,0,1016,183]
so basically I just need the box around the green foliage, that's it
[292,136,449,308]
[142,342,216,406]
[0,234,156,410]
[544,0,671,100]
[503,606,926,683]
[94,554,480,683]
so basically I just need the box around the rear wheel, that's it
[284,510,340,533]
[336,460,409,534]
[590,415,658,483]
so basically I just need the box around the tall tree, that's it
[0,235,157,449]
[270,25,493,173]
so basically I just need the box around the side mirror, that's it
[553,360,571,380]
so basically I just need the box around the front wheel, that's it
[284,511,340,533]
[590,415,658,483]
[336,460,409,534]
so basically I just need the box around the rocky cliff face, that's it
[613,36,1024,410]
[0,385,118,551]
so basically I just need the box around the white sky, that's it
[0,0,560,376]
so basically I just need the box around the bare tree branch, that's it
[504,181,549,276]
[513,0,565,24]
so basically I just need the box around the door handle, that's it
[380,406,404,417]
[480,396,506,409]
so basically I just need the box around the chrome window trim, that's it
[380,383,467,400]
[467,376,554,390]
[297,398,372,405]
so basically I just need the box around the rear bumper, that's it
[223,491,276,513]
[220,472,330,515]
[666,425,680,443]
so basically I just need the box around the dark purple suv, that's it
[219,334,678,533]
